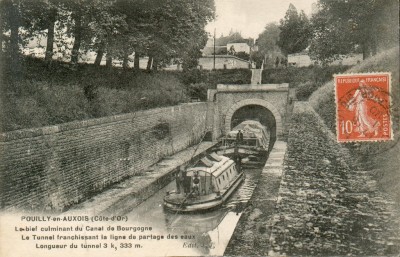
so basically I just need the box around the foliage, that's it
[277,4,311,55]
[181,33,208,70]
[254,22,284,68]
[215,31,249,46]
[295,81,320,101]
[186,83,208,101]
[309,0,399,63]
[131,0,215,69]
[234,52,250,61]
[0,0,215,69]
[261,65,350,87]
[0,56,188,132]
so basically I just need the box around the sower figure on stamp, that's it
[346,80,381,137]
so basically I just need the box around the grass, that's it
[262,65,351,87]
[0,56,252,132]
[261,65,351,101]
[309,46,400,205]
[0,57,187,132]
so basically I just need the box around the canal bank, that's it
[66,142,216,216]
[224,141,287,256]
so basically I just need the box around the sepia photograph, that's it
[0,0,399,256]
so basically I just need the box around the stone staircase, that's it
[251,68,262,85]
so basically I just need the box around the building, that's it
[198,55,250,70]
[226,43,251,54]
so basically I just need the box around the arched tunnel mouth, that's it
[230,104,277,150]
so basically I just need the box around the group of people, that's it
[236,130,244,144]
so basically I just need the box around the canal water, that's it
[125,166,264,256]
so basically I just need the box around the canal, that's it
[124,165,265,256]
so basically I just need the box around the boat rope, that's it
[189,129,209,162]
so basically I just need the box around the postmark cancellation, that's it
[335,72,393,142]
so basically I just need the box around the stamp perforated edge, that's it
[333,72,393,143]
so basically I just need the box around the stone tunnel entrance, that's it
[209,84,288,143]
[231,105,277,150]
[223,98,283,149]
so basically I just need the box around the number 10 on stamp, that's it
[335,72,392,142]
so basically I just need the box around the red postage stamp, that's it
[335,72,392,142]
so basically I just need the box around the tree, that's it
[21,0,62,62]
[0,0,25,70]
[141,0,215,70]
[44,5,57,61]
[215,31,247,46]
[257,23,280,55]
[309,0,399,63]
[1,0,215,71]
[181,32,208,70]
[255,22,283,68]
[277,4,311,55]
[83,0,130,67]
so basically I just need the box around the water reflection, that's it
[125,167,261,256]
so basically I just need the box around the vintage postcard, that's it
[0,0,399,257]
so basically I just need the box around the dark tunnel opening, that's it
[230,105,277,150]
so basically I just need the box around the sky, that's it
[205,0,316,39]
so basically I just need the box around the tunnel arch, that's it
[224,99,283,138]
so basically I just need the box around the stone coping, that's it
[217,83,289,92]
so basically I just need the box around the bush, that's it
[0,57,188,132]
[1,81,90,131]
[295,82,321,101]
[262,65,350,87]
[186,83,208,101]
[180,69,207,85]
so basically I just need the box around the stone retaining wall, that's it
[0,103,208,211]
